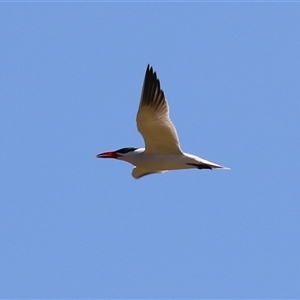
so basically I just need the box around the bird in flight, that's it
[96,65,229,179]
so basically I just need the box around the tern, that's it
[97,65,229,179]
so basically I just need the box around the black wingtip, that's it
[140,64,165,111]
[146,64,154,75]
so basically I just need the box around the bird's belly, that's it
[133,154,194,171]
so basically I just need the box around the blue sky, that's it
[1,3,300,299]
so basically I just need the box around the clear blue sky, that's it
[1,3,300,299]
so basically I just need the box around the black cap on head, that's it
[115,147,137,154]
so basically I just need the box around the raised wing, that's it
[136,65,183,154]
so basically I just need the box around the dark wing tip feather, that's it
[141,65,166,111]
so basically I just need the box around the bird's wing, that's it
[132,167,166,179]
[136,65,183,154]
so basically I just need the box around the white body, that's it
[119,148,221,170]
[118,148,226,179]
